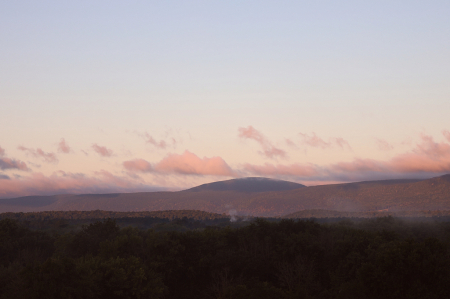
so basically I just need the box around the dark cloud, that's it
[0,157,29,171]
[0,174,10,180]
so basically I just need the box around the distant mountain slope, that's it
[1,175,450,217]
[283,209,450,219]
[185,177,305,192]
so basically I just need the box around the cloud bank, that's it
[3,130,450,198]
[124,150,235,176]
[0,171,163,199]
[243,133,450,182]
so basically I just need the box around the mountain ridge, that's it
[185,177,305,192]
[1,175,449,216]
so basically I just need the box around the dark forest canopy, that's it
[2,214,450,298]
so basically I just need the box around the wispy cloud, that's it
[375,138,394,151]
[443,130,450,143]
[298,132,352,150]
[92,144,114,157]
[285,138,297,148]
[18,146,58,164]
[58,138,71,153]
[124,150,235,176]
[238,126,287,159]
[138,132,177,150]
[0,146,5,157]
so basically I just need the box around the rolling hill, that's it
[186,177,305,192]
[1,175,450,217]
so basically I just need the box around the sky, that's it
[1,1,450,198]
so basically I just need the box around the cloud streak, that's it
[92,144,114,157]
[123,159,153,172]
[124,150,235,176]
[0,171,164,199]
[18,146,58,164]
[238,126,287,159]
[143,132,177,149]
[442,130,450,143]
[375,138,394,151]
[298,132,352,150]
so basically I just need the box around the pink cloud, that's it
[238,126,287,159]
[243,163,320,177]
[298,133,351,150]
[285,139,296,148]
[0,171,163,199]
[443,130,450,143]
[330,159,387,174]
[123,159,153,172]
[333,137,352,149]
[92,144,113,157]
[123,151,235,176]
[18,146,58,164]
[0,146,5,157]
[156,151,234,176]
[375,138,394,151]
[412,134,450,158]
[58,138,71,153]
[324,134,450,179]
[243,133,450,182]
[299,132,330,148]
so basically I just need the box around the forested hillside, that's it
[1,216,450,298]
[0,210,233,232]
